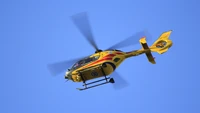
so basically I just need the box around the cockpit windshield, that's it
[70,55,100,70]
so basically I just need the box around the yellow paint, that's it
[67,30,173,82]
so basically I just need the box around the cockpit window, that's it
[71,55,100,70]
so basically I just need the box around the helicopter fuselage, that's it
[65,49,146,82]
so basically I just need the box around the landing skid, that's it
[77,78,115,91]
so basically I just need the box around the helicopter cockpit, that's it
[70,55,100,70]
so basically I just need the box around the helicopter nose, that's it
[65,71,69,79]
[65,72,71,80]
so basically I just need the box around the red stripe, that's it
[89,58,112,65]
[104,54,116,57]
[82,54,116,68]
[84,58,112,68]
[115,52,123,55]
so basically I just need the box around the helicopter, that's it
[47,12,173,91]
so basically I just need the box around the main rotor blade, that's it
[107,30,152,50]
[111,71,129,90]
[71,12,99,51]
[47,57,83,76]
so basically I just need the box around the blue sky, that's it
[1,0,200,113]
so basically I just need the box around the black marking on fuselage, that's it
[104,62,116,70]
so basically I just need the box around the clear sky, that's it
[1,0,200,113]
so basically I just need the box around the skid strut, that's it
[76,63,115,91]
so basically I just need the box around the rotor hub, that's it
[95,49,103,53]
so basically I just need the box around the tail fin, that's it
[150,30,173,54]
[139,30,173,64]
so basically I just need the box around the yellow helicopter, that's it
[48,12,173,91]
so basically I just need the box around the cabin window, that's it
[114,58,120,62]
[71,55,100,69]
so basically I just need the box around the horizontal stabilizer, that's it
[140,37,156,64]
